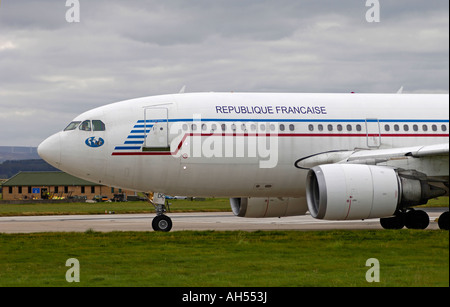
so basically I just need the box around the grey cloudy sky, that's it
[0,0,448,146]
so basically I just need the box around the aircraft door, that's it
[365,118,381,148]
[143,107,170,150]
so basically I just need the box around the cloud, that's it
[0,0,448,146]
[0,41,17,51]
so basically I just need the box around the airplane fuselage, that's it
[39,92,449,198]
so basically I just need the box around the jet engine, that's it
[306,164,446,220]
[230,197,308,218]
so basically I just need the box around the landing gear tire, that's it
[152,215,173,232]
[380,212,405,229]
[405,209,429,230]
[438,211,449,230]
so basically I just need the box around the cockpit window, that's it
[79,120,91,131]
[64,121,81,131]
[92,120,106,131]
[65,120,105,132]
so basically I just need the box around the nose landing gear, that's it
[146,192,173,232]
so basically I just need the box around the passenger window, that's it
[346,124,352,131]
[279,124,285,132]
[442,125,447,132]
[289,124,295,131]
[422,125,428,132]
[384,124,390,132]
[394,124,400,131]
[308,124,314,131]
[64,121,81,131]
[356,124,362,132]
[79,120,91,131]
[337,124,343,132]
[413,125,418,132]
[318,124,324,131]
[92,120,105,131]
[432,125,437,131]
[403,124,409,132]
[327,124,333,132]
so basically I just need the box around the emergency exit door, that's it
[365,118,381,148]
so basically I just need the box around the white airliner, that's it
[38,92,449,231]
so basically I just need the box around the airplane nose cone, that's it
[38,133,61,168]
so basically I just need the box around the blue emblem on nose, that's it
[85,137,105,148]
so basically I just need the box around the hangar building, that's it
[1,171,136,201]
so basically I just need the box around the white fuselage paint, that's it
[39,93,449,198]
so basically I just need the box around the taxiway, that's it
[0,208,445,233]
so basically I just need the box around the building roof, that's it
[2,172,97,187]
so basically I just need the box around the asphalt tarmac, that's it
[0,208,445,233]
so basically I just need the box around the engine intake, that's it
[306,164,446,220]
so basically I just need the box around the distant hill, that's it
[0,146,40,163]
[0,159,59,179]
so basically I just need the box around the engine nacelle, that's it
[306,164,399,220]
[306,164,446,220]
[230,197,308,218]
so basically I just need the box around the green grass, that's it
[0,198,231,216]
[0,230,448,287]
[423,197,449,207]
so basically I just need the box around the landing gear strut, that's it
[147,192,173,232]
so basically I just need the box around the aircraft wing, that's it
[295,142,449,178]
[344,143,449,178]
[348,143,449,160]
